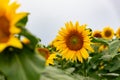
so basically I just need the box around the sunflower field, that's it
[0,0,120,80]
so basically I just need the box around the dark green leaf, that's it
[16,15,28,27]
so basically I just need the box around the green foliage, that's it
[91,37,109,45]
[108,39,120,57]
[0,46,45,80]
[0,14,45,80]
[45,38,120,80]
[41,66,95,80]
[0,6,120,80]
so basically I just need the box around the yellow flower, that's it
[37,48,50,60]
[0,0,28,52]
[116,27,120,38]
[53,21,93,62]
[46,53,56,65]
[99,45,108,52]
[99,62,104,70]
[101,26,114,40]
[92,30,102,38]
[36,48,56,65]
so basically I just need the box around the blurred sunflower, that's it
[53,22,93,62]
[92,30,102,38]
[116,27,120,38]
[99,45,108,52]
[46,53,56,65]
[0,0,27,52]
[101,27,114,40]
[37,48,50,59]
[36,47,56,65]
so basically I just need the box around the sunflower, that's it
[98,45,108,52]
[92,30,102,38]
[116,27,120,38]
[101,27,114,40]
[53,21,93,62]
[0,0,27,52]
[37,48,50,59]
[46,53,56,65]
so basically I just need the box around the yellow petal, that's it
[12,12,28,25]
[76,52,83,62]
[69,51,75,60]
[0,43,8,52]
[84,43,94,52]
[6,2,20,19]
[10,25,21,34]
[72,53,77,62]
[80,48,89,59]
[46,53,56,65]
[9,2,20,13]
[8,37,22,49]
[0,0,9,6]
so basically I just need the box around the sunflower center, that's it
[94,33,102,38]
[0,16,10,43]
[66,31,83,51]
[105,30,111,37]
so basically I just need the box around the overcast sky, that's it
[18,0,120,45]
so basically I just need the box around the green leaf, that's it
[20,27,39,49]
[16,15,28,27]
[115,76,120,80]
[0,72,6,80]
[98,73,120,80]
[41,66,96,80]
[101,54,112,61]
[0,45,45,80]
[89,53,102,69]
[91,38,109,45]
[16,14,39,49]
[108,39,120,57]
[105,54,120,72]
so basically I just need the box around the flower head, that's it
[99,45,108,52]
[53,21,93,62]
[37,48,50,59]
[116,27,120,38]
[0,0,27,52]
[101,26,114,40]
[92,30,102,38]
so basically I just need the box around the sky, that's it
[17,0,120,45]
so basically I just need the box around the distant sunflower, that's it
[0,0,27,52]
[37,48,50,59]
[116,27,120,38]
[98,45,108,52]
[46,53,56,65]
[53,22,93,62]
[101,27,114,40]
[92,30,102,38]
